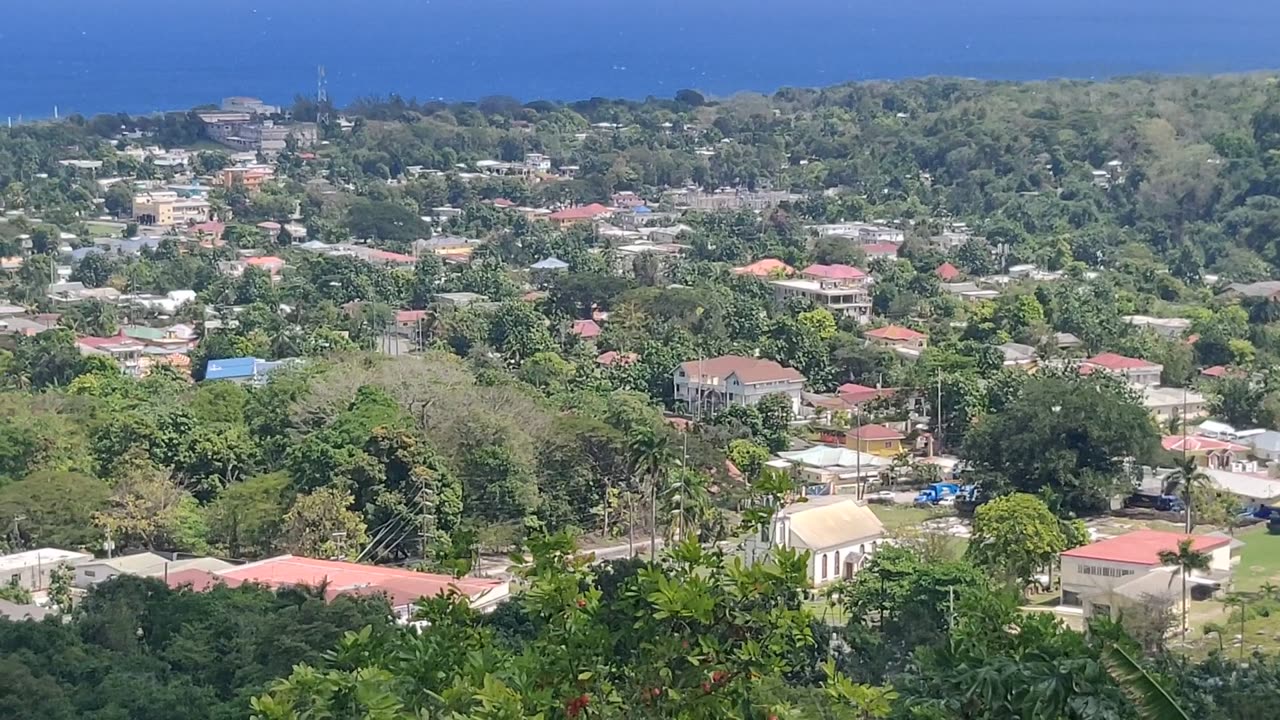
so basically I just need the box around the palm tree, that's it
[1163,457,1210,533]
[1158,539,1211,641]
[628,428,672,561]
[663,467,712,542]
[1101,642,1192,720]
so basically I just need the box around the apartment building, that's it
[132,191,211,227]
[771,264,873,322]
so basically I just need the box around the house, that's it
[0,548,92,591]
[674,355,806,416]
[433,292,489,308]
[1140,386,1207,424]
[570,319,602,339]
[187,221,226,243]
[744,496,886,586]
[1161,435,1251,471]
[132,191,211,226]
[0,598,55,621]
[74,552,233,588]
[773,445,891,493]
[47,281,121,305]
[935,262,961,281]
[596,350,638,367]
[941,281,1001,302]
[1055,332,1084,351]
[1059,530,1235,620]
[847,423,906,458]
[164,554,510,618]
[219,166,274,193]
[415,235,484,262]
[530,257,570,272]
[1200,365,1230,379]
[1219,280,1280,301]
[733,258,795,278]
[998,342,1038,368]
[835,383,896,406]
[204,356,299,385]
[548,203,612,227]
[864,325,928,356]
[1080,353,1163,387]
[1244,430,1280,461]
[1123,315,1192,340]
[77,334,146,377]
[1203,468,1280,515]
[771,264,873,323]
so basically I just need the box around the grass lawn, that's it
[804,597,850,626]
[85,221,125,236]
[869,504,937,530]
[1232,526,1280,594]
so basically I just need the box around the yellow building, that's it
[847,423,906,458]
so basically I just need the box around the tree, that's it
[1158,538,1211,640]
[0,579,32,605]
[11,329,85,389]
[47,563,74,612]
[755,392,794,452]
[628,427,672,560]
[962,372,1157,515]
[1162,456,1211,532]
[251,534,890,720]
[70,252,115,288]
[91,461,193,552]
[103,182,134,217]
[205,471,293,558]
[280,487,369,560]
[726,438,770,479]
[0,471,109,549]
[966,493,1067,592]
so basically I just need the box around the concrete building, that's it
[221,96,281,115]
[1059,530,1236,621]
[745,496,886,586]
[77,334,146,378]
[864,325,928,357]
[74,553,234,588]
[0,548,92,592]
[773,445,892,494]
[673,355,806,416]
[771,264,873,322]
[132,191,211,227]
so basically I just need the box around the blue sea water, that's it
[2,0,1279,119]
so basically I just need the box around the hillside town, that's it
[2,78,1280,718]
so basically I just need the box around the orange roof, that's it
[801,264,867,281]
[549,203,611,222]
[732,258,794,277]
[571,319,602,338]
[1200,365,1228,378]
[935,262,961,281]
[1061,530,1230,566]
[865,325,927,341]
[837,383,895,404]
[596,350,638,366]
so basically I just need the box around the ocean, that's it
[2,0,1279,119]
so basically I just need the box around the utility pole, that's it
[1182,386,1192,534]
[855,405,863,500]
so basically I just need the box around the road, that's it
[473,539,664,579]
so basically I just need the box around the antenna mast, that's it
[316,65,329,126]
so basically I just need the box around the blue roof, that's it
[204,357,260,380]
[633,205,651,213]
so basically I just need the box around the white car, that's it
[873,491,896,503]
[936,496,956,507]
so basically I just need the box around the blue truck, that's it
[914,482,963,506]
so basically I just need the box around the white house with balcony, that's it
[745,496,886,586]
[771,264,873,322]
[673,355,806,416]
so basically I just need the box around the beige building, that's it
[133,191,211,227]
[745,496,886,586]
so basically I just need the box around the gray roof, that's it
[1247,430,1280,453]
[1221,281,1280,299]
[0,599,54,621]
[530,257,570,270]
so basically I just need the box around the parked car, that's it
[936,496,956,507]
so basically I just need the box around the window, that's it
[1078,565,1136,579]
[83,570,96,578]
[1062,590,1082,607]
[834,551,841,569]
[884,441,893,449]
[821,555,828,580]
[9,574,19,585]
[1092,603,1112,618]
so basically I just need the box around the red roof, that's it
[935,262,961,281]
[245,256,284,268]
[596,350,638,366]
[549,203,611,222]
[367,249,417,265]
[836,383,895,404]
[189,221,225,237]
[732,258,795,277]
[851,423,906,441]
[1084,352,1158,371]
[1200,365,1228,378]
[865,325,927,342]
[1161,435,1248,453]
[1061,530,1231,566]
[801,264,867,281]
[77,333,144,350]
[492,198,515,208]
[395,309,429,323]
[571,319,602,338]
[169,555,506,606]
